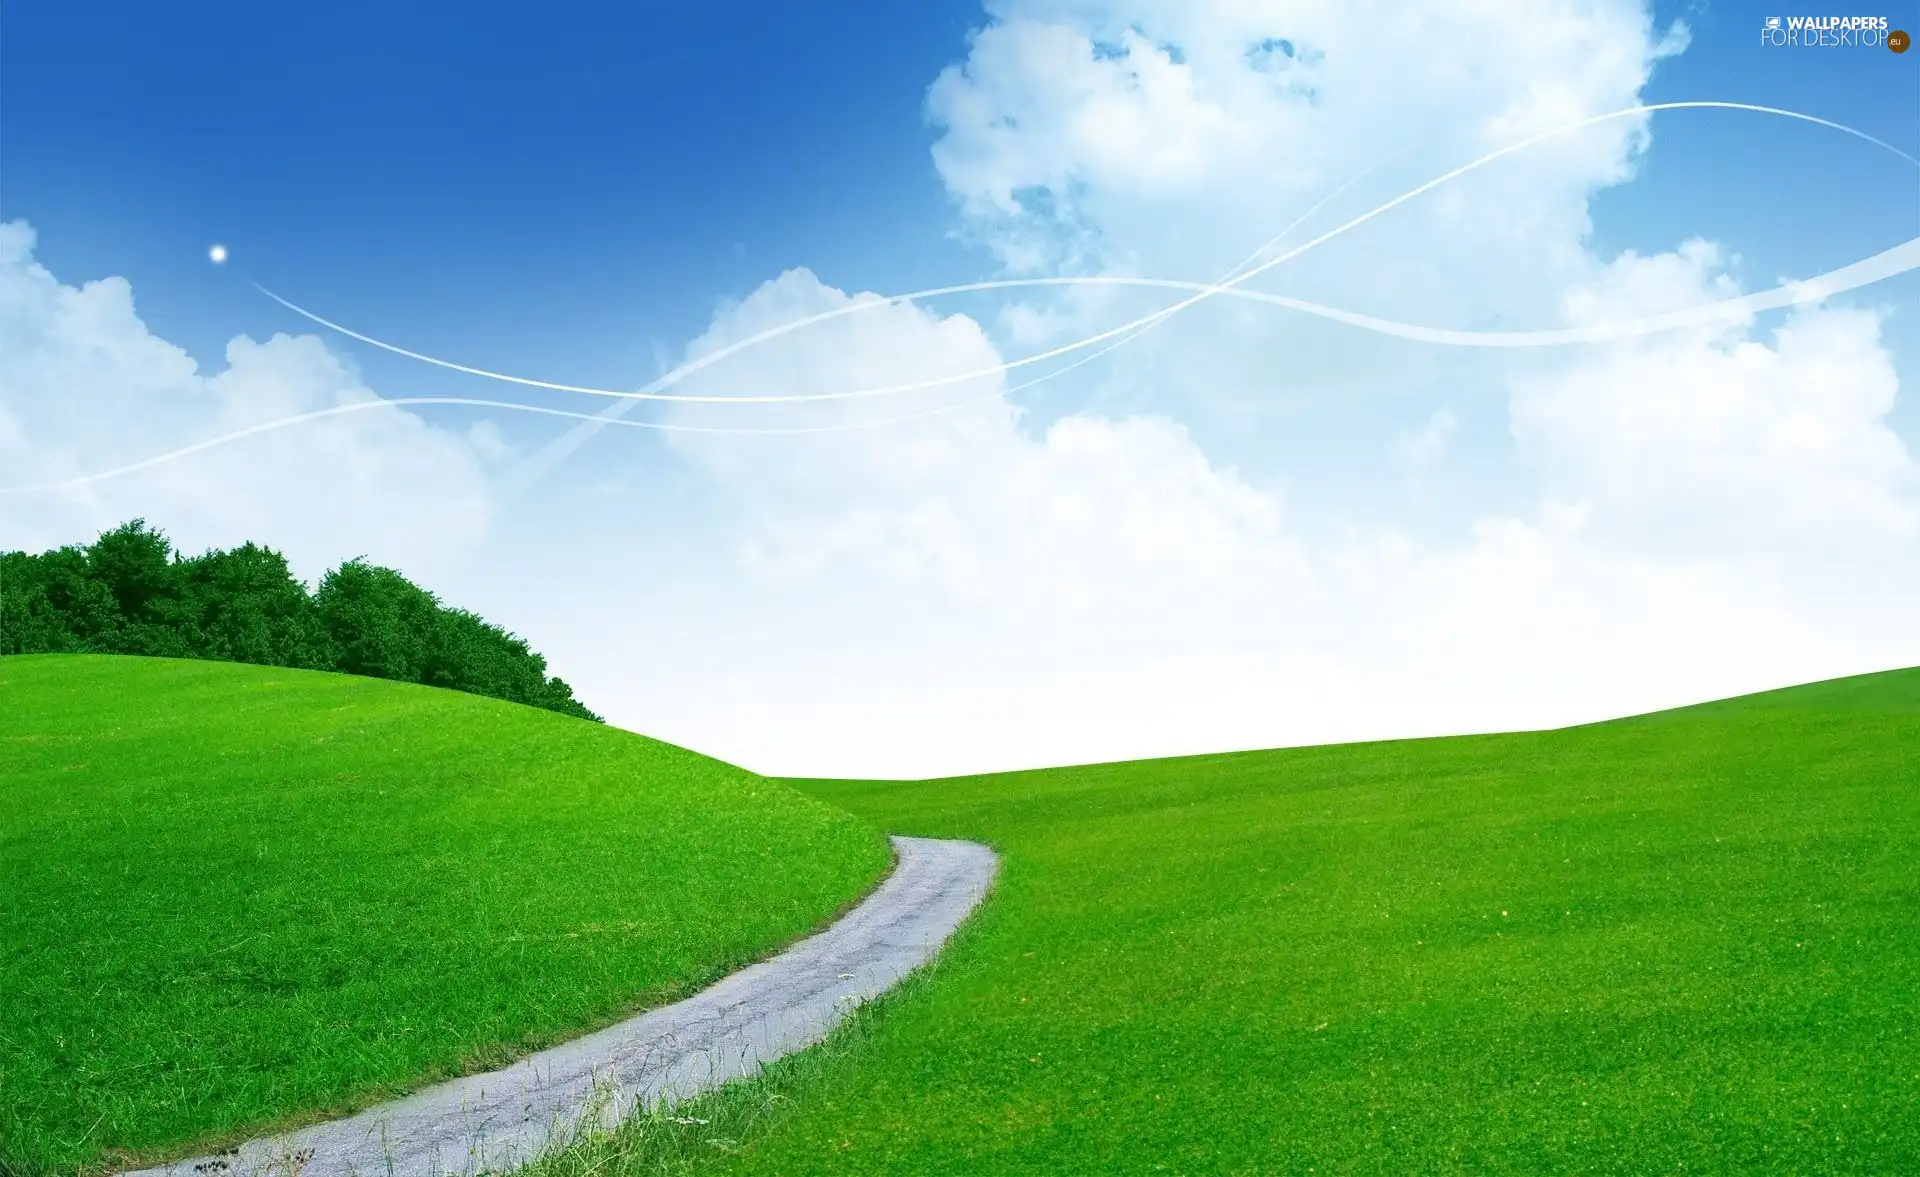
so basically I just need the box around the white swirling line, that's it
[491,165,1378,497]
[7,100,1917,495]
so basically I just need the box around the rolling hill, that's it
[0,654,892,1177]
[614,667,1919,1175]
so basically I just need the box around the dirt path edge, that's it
[118,835,999,1177]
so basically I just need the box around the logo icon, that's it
[1764,16,1782,30]
[1891,29,1911,52]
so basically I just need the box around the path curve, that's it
[121,835,998,1177]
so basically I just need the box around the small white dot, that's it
[209,244,229,264]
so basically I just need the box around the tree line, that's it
[0,520,601,722]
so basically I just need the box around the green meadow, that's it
[541,666,1920,1176]
[0,655,891,1177]
[8,653,1918,1177]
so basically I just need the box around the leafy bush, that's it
[0,520,599,720]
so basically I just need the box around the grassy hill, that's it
[0,655,892,1177]
[607,667,1915,1176]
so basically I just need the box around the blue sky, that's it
[4,1,982,376]
[11,2,1911,381]
[4,1,1919,775]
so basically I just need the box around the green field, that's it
[10,656,1919,1177]
[0,655,892,1177]
[568,666,1916,1176]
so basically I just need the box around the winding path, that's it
[121,836,999,1177]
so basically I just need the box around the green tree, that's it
[315,560,600,721]
[3,523,601,722]
[313,559,442,683]
[173,543,333,669]
[80,520,191,657]
[0,545,117,654]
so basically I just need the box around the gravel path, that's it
[120,835,998,1177]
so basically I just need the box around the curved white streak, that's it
[1119,235,1920,345]
[20,226,1920,497]
[33,103,1915,495]
[0,396,1002,496]
[254,101,1920,409]
[1017,167,1379,388]
[496,166,1382,499]
[11,332,1194,495]
[36,226,1920,498]
[277,229,1920,412]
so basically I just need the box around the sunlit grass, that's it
[553,666,1920,1176]
[0,654,891,1177]
[13,653,1917,1177]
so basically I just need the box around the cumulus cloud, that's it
[926,0,1683,307]
[0,220,493,580]
[531,0,1920,778]
[1512,241,1918,552]
[660,267,1308,623]
[524,229,1915,778]
[899,0,1712,523]
[10,2,1914,781]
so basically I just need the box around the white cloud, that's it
[467,419,516,464]
[0,219,494,581]
[905,0,1706,520]
[9,1,1915,783]
[661,267,1308,623]
[521,0,1920,778]
[1512,241,1918,551]
[927,0,1681,309]
[522,236,1917,778]
[1395,406,1458,483]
